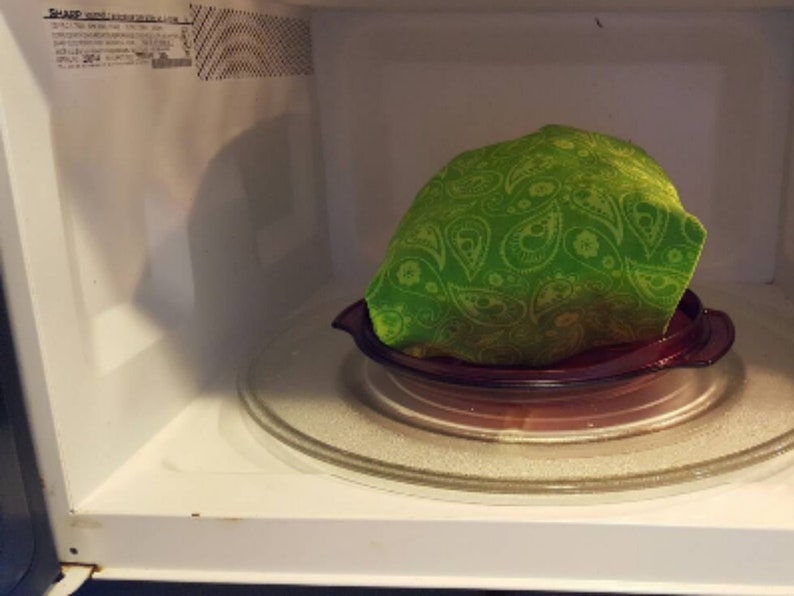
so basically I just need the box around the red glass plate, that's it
[332,289,735,389]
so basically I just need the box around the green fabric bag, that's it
[365,125,706,367]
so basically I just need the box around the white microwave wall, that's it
[1,0,794,590]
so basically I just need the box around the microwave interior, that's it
[2,0,794,592]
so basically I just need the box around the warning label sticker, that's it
[44,7,193,70]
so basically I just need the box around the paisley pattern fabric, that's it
[365,125,706,367]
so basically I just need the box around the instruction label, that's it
[44,7,193,70]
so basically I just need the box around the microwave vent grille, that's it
[190,4,313,81]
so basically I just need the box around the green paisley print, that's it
[365,124,706,367]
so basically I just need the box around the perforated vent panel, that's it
[190,4,312,81]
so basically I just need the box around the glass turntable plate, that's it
[240,284,794,498]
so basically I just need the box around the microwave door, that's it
[0,274,60,596]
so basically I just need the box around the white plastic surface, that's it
[0,0,330,511]
[45,565,94,596]
[0,0,793,593]
[778,90,794,298]
[72,363,794,593]
[293,0,794,8]
[49,282,794,593]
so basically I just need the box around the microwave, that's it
[2,0,794,593]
